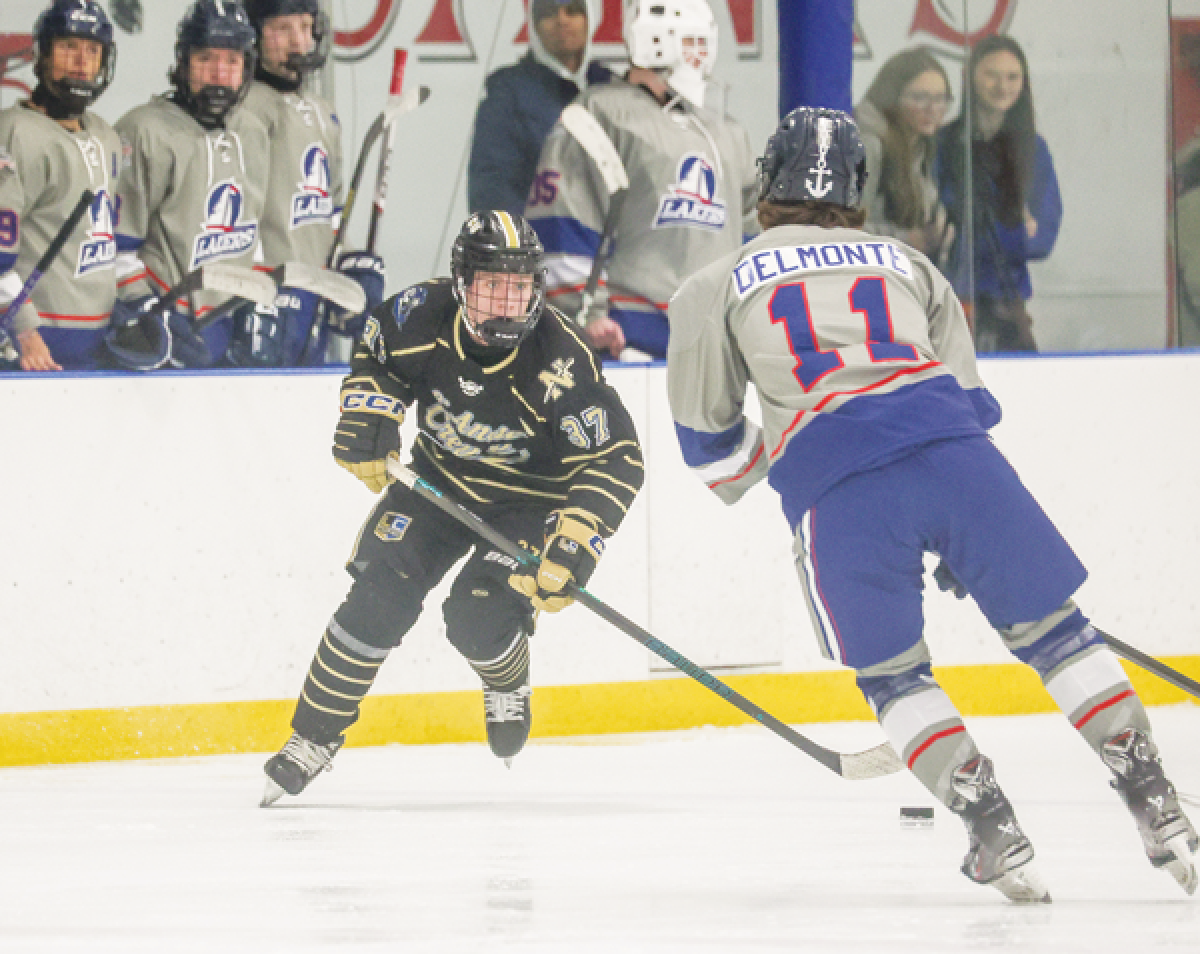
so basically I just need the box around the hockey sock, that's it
[292,620,389,744]
[858,666,979,808]
[1012,617,1152,755]
[467,629,530,692]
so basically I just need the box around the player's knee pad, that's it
[1002,603,1099,680]
[332,559,425,651]
[442,577,533,676]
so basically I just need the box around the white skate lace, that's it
[484,686,531,723]
[281,734,338,774]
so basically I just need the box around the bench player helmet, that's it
[244,0,330,81]
[623,0,717,109]
[451,211,547,349]
[32,0,117,116]
[169,0,257,128]
[757,107,868,209]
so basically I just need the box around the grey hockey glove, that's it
[509,513,605,613]
[933,559,968,599]
[333,373,407,492]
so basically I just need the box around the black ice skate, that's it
[483,684,532,767]
[1102,728,1198,895]
[950,755,1051,903]
[261,732,345,807]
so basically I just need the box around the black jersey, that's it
[346,279,644,538]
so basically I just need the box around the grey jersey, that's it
[667,225,999,520]
[240,81,343,268]
[0,104,121,334]
[114,96,269,315]
[525,77,759,327]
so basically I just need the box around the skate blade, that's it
[260,777,287,808]
[990,862,1052,904]
[504,757,514,769]
[1163,833,1198,896]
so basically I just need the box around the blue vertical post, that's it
[778,0,854,116]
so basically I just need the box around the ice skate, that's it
[1102,729,1199,895]
[484,683,532,767]
[261,732,344,806]
[951,755,1051,903]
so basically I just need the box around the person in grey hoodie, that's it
[467,0,611,217]
[855,48,953,262]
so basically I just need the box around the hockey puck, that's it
[899,806,934,829]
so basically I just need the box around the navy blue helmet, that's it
[757,107,867,209]
[170,0,257,128]
[244,0,330,78]
[32,0,117,114]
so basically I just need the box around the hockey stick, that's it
[1098,629,1200,701]
[1,189,94,341]
[193,260,366,332]
[159,265,277,330]
[559,104,629,330]
[384,457,904,781]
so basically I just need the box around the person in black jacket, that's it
[467,0,611,216]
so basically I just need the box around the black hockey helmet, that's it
[757,107,868,209]
[32,0,117,116]
[244,0,330,81]
[169,0,257,128]
[451,211,547,349]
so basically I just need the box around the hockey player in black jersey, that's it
[263,211,644,805]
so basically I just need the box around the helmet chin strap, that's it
[666,63,707,110]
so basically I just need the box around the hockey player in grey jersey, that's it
[234,0,383,367]
[106,0,269,370]
[668,107,1197,901]
[524,0,758,361]
[0,0,121,372]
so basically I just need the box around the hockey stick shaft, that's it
[385,458,903,780]
[1099,629,1200,700]
[365,49,408,255]
[1,189,94,336]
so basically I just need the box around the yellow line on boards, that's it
[1,658,1196,768]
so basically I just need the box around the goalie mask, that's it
[451,211,547,350]
[244,0,331,89]
[32,0,117,118]
[624,0,717,109]
[169,0,257,129]
[757,107,868,209]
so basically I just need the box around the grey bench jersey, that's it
[114,95,269,316]
[240,81,343,268]
[0,104,121,334]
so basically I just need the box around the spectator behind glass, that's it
[467,0,612,217]
[937,34,1062,353]
[855,48,954,261]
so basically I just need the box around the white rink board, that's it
[1,353,1198,715]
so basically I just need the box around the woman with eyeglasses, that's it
[855,48,954,260]
[937,34,1062,353]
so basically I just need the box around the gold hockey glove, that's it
[333,373,407,493]
[509,513,605,613]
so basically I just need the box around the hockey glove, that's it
[165,309,212,369]
[105,295,170,371]
[933,559,968,599]
[509,513,605,613]
[333,373,407,492]
[226,300,285,367]
[328,252,386,341]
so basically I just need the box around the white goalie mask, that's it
[623,0,718,109]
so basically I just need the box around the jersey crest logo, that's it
[459,376,484,397]
[190,180,258,270]
[374,511,412,542]
[76,189,117,277]
[289,144,335,229]
[654,153,727,231]
[539,357,575,402]
[392,284,426,328]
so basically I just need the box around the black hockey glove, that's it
[933,559,968,599]
[509,513,605,613]
[333,372,407,493]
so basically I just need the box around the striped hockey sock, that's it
[292,620,388,744]
[467,629,530,691]
[876,682,980,808]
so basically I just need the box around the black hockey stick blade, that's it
[385,458,904,781]
[1099,629,1200,700]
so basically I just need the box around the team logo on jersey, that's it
[76,189,117,276]
[374,511,412,542]
[190,180,258,270]
[459,376,484,397]
[392,284,426,329]
[289,144,335,229]
[653,153,727,231]
[539,357,575,402]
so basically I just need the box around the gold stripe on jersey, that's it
[511,387,546,423]
[552,311,602,380]
[421,447,492,504]
[561,440,643,465]
[390,342,438,358]
[571,483,631,515]
[580,468,640,498]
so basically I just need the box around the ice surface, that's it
[1,708,1196,952]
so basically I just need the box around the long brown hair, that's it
[757,200,866,231]
[861,48,950,228]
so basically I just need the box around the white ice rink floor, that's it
[2,708,1197,953]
